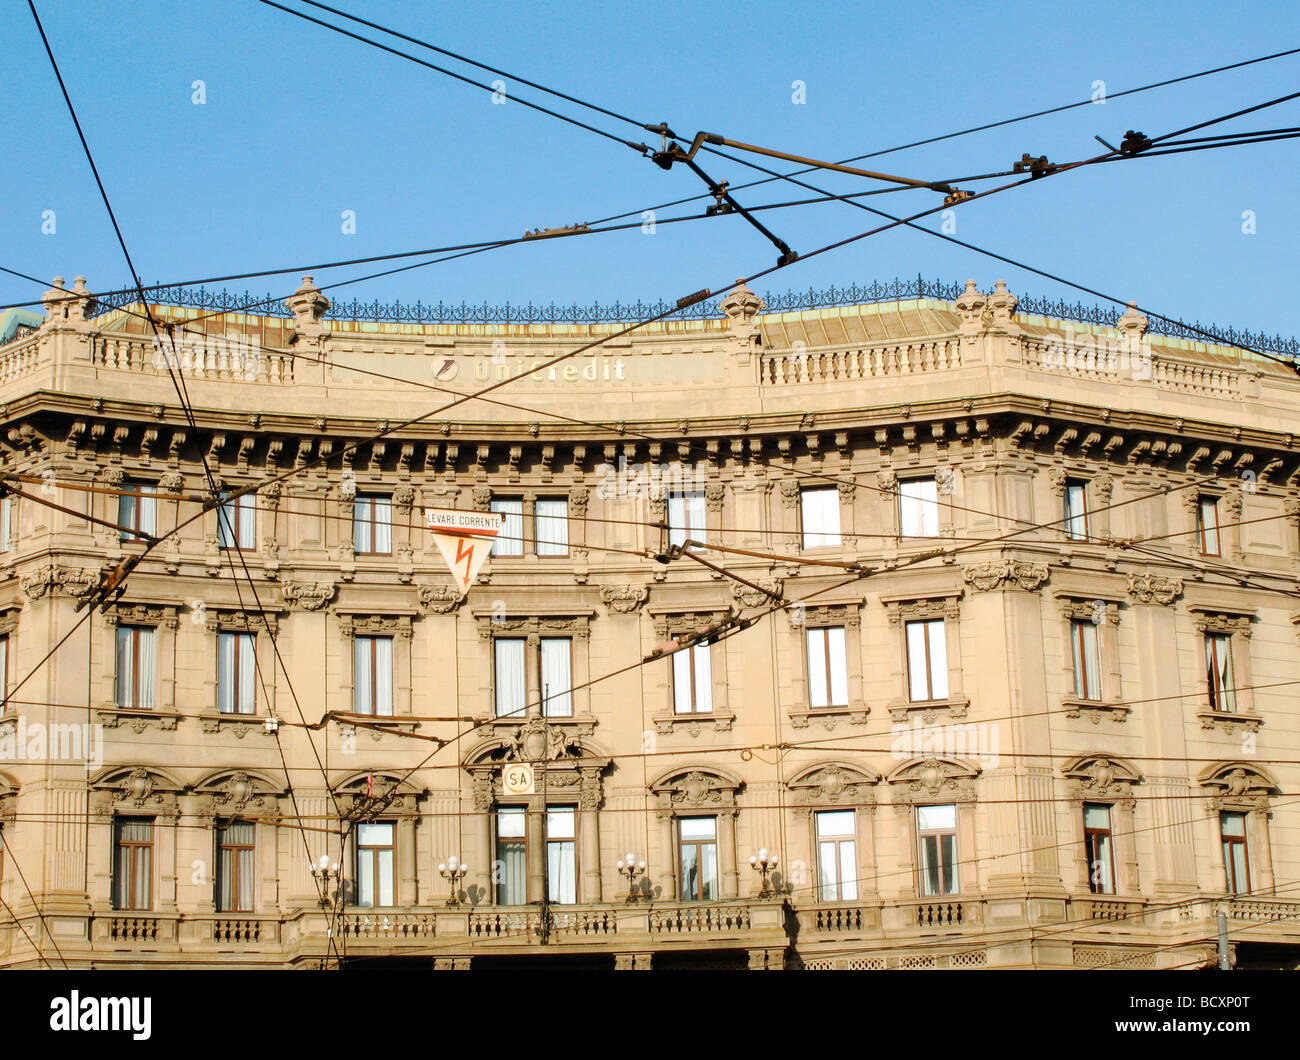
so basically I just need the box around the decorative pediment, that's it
[650,609,729,640]
[337,613,413,639]
[1056,595,1120,624]
[463,728,610,810]
[786,602,861,629]
[204,607,280,635]
[1189,607,1253,637]
[882,591,961,625]
[787,762,878,816]
[1198,762,1279,811]
[89,765,183,817]
[885,757,979,804]
[1061,753,1142,803]
[473,613,593,640]
[963,559,1049,593]
[192,768,284,817]
[332,770,424,818]
[650,766,742,816]
[105,601,181,629]
[0,605,20,636]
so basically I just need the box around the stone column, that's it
[720,810,738,899]
[399,816,418,906]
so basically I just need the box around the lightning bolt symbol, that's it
[456,537,475,587]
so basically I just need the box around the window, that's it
[0,494,11,553]
[899,478,939,537]
[217,631,256,715]
[1064,480,1088,541]
[118,482,157,542]
[356,821,395,908]
[490,497,524,556]
[667,491,706,548]
[547,807,577,904]
[1197,496,1222,556]
[540,637,572,717]
[1084,803,1115,895]
[535,498,569,557]
[495,807,527,905]
[0,634,8,711]
[353,635,393,716]
[906,619,948,702]
[800,487,841,548]
[217,491,256,550]
[816,810,857,901]
[805,626,848,708]
[672,643,713,714]
[1205,632,1236,713]
[494,637,526,717]
[113,818,153,910]
[1070,619,1102,701]
[678,816,717,901]
[1221,812,1250,895]
[353,494,392,555]
[115,626,156,709]
[216,820,255,912]
[917,804,958,896]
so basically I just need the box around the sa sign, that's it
[502,762,535,796]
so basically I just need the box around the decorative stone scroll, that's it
[599,584,648,614]
[963,559,1049,593]
[282,580,337,611]
[1126,572,1183,606]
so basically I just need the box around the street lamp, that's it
[439,855,469,906]
[616,851,647,901]
[311,854,343,909]
[749,848,779,897]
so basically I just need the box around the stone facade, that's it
[0,275,1296,969]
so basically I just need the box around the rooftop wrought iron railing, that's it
[84,275,1300,358]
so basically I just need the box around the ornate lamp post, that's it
[616,851,647,901]
[749,848,779,898]
[439,855,469,906]
[311,854,344,970]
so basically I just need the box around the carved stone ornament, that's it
[1126,571,1183,606]
[339,614,413,640]
[705,481,726,512]
[1061,753,1142,804]
[600,584,648,614]
[507,717,580,763]
[651,768,740,814]
[731,578,783,608]
[1199,762,1278,812]
[568,487,590,519]
[963,559,1049,593]
[885,757,979,804]
[391,485,416,514]
[787,762,878,817]
[1191,609,1252,638]
[779,480,800,508]
[90,766,181,817]
[21,563,98,600]
[281,580,336,611]
[417,584,463,614]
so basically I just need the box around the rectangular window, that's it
[535,498,569,557]
[1205,632,1236,713]
[118,482,158,542]
[816,810,858,902]
[115,625,157,709]
[678,816,718,901]
[906,618,949,701]
[490,497,524,557]
[667,491,706,548]
[113,818,153,910]
[1064,480,1088,541]
[0,634,8,711]
[1221,812,1250,895]
[540,637,572,717]
[800,487,841,548]
[0,494,11,553]
[1071,619,1102,701]
[495,807,527,905]
[494,637,527,717]
[217,491,256,550]
[353,635,393,716]
[353,495,392,555]
[217,631,256,715]
[805,626,848,708]
[547,807,577,905]
[899,478,940,538]
[1084,803,1115,895]
[356,821,395,908]
[917,804,958,896]
[672,642,713,714]
[216,820,255,912]
[1198,496,1222,556]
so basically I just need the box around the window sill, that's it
[1062,697,1131,724]
[198,712,271,736]
[652,710,734,736]
[1196,709,1261,734]
[95,706,182,732]
[788,704,869,730]
[888,696,970,723]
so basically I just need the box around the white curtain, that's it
[547,808,576,904]
[1065,482,1087,539]
[218,821,255,912]
[826,627,847,705]
[668,492,705,546]
[1200,497,1221,554]
[900,478,939,536]
[0,496,11,552]
[674,643,712,713]
[1207,633,1235,711]
[801,487,841,547]
[540,637,572,716]
[139,484,157,537]
[239,634,256,714]
[496,808,526,905]
[352,497,371,553]
[495,638,526,716]
[135,628,157,710]
[374,637,393,716]
[114,819,153,910]
[806,629,828,707]
[1076,621,1101,700]
[672,649,692,713]
[907,620,947,701]
[354,638,372,714]
[0,636,8,704]
[693,643,712,711]
[490,498,523,556]
[535,498,568,555]
[374,496,392,553]
[217,633,235,714]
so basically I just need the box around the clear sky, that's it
[3,0,1299,338]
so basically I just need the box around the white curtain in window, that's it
[827,627,847,705]
[373,496,392,553]
[495,638,526,716]
[672,648,693,714]
[547,808,576,904]
[136,628,157,710]
[217,632,236,714]
[374,637,393,717]
[0,636,8,702]
[354,638,372,714]
[900,479,939,537]
[496,808,527,905]
[535,498,568,556]
[672,643,712,713]
[907,619,947,701]
[801,488,841,548]
[692,643,713,711]
[1065,483,1087,539]
[806,629,828,707]
[1208,633,1235,711]
[540,637,572,716]
[238,634,256,714]
[139,485,157,537]
[1075,621,1101,700]
[119,490,136,540]
[668,492,705,547]
[238,493,255,547]
[1200,498,1221,554]
[0,496,11,552]
[490,498,523,556]
[353,498,371,553]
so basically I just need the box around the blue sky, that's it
[4,0,1300,337]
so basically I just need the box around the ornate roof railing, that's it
[87,274,1300,358]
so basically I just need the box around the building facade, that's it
[0,274,1297,969]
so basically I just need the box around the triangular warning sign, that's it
[425,508,505,595]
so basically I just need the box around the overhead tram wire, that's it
[27,0,353,962]
[0,829,68,968]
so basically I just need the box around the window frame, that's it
[898,477,940,538]
[352,634,394,717]
[667,490,706,549]
[672,641,714,715]
[534,497,570,558]
[1204,631,1237,713]
[905,618,948,703]
[355,820,396,909]
[804,625,849,709]
[799,486,841,549]
[112,817,154,911]
[1063,479,1089,541]
[1083,803,1116,895]
[494,806,527,906]
[489,497,525,557]
[677,815,719,902]
[216,490,256,551]
[215,819,256,913]
[1070,618,1103,702]
[545,806,578,905]
[916,803,959,897]
[539,636,573,718]
[118,481,158,543]
[352,493,393,556]
[216,630,257,716]
[0,493,12,553]
[1220,811,1251,895]
[115,624,157,710]
[815,809,858,902]
[493,636,528,717]
[1197,495,1223,557]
